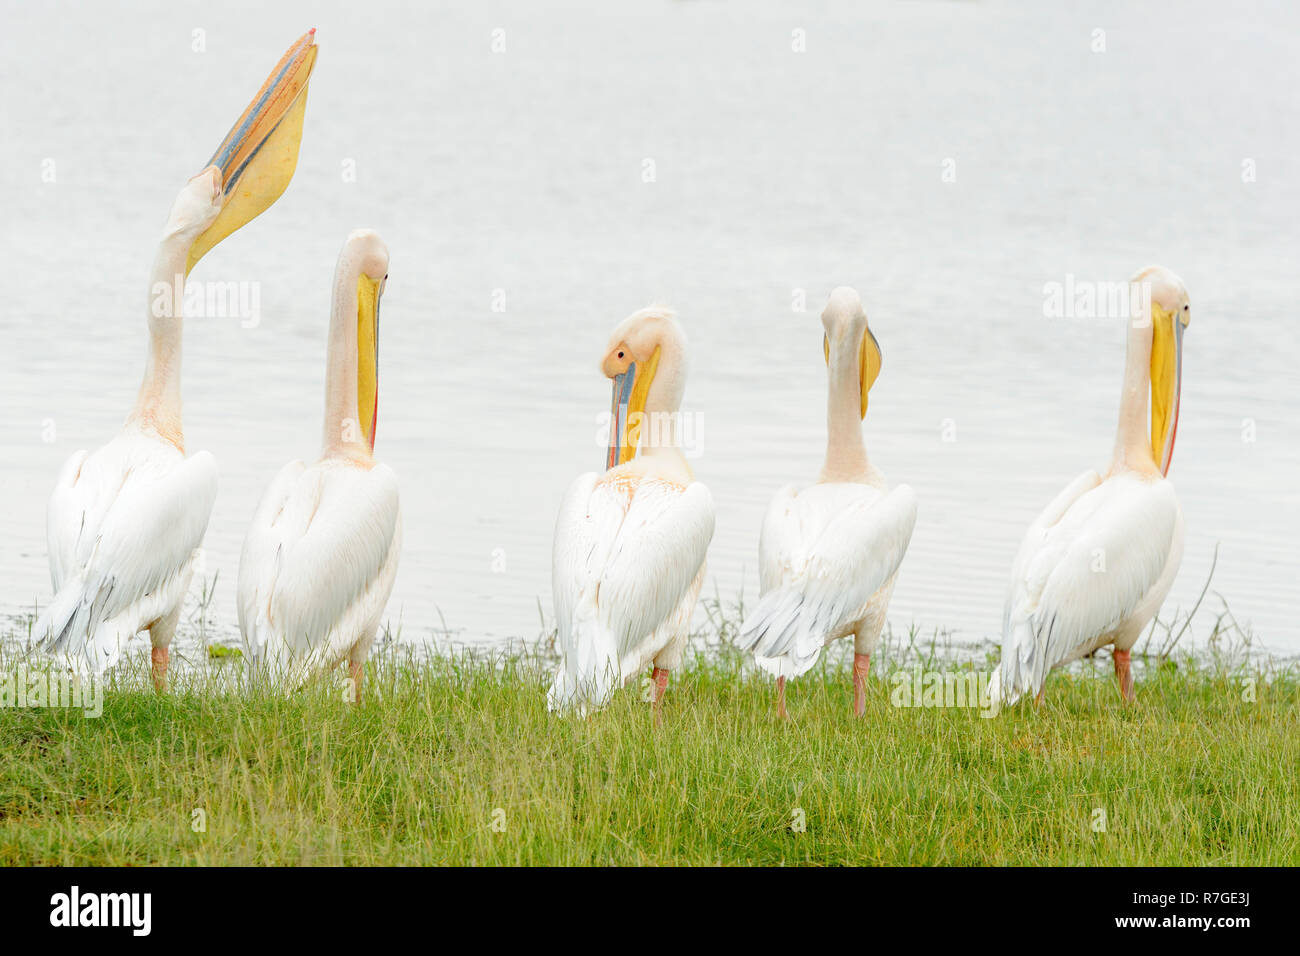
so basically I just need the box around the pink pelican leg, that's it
[776,676,789,719]
[651,666,669,724]
[350,659,364,704]
[151,647,169,694]
[1113,648,1136,703]
[853,653,871,716]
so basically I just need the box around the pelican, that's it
[735,288,917,718]
[237,231,400,702]
[990,266,1190,707]
[34,31,319,688]
[548,307,716,717]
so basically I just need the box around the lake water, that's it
[2,0,1297,660]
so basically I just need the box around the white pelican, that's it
[34,31,319,688]
[548,307,716,716]
[735,288,917,717]
[237,231,400,702]
[991,266,1190,707]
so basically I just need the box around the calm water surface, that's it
[2,1,1297,659]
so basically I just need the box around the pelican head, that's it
[162,166,225,244]
[175,29,319,274]
[821,287,882,419]
[340,229,389,452]
[1133,265,1190,476]
[600,307,686,470]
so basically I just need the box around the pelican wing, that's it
[996,472,1181,701]
[757,484,800,594]
[236,459,308,664]
[237,460,401,684]
[37,433,217,672]
[738,482,917,676]
[549,474,715,712]
[550,472,603,660]
[598,479,716,658]
[46,449,90,590]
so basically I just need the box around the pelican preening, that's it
[735,289,917,717]
[548,308,716,716]
[990,266,1190,708]
[237,231,400,700]
[34,31,318,688]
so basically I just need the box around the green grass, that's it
[2,613,1297,866]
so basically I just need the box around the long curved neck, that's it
[1111,318,1159,476]
[641,345,684,457]
[129,235,190,449]
[821,343,868,483]
[321,255,370,461]
[628,336,693,484]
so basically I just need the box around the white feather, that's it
[237,458,401,689]
[738,481,917,677]
[993,471,1184,704]
[548,473,715,713]
[34,425,217,674]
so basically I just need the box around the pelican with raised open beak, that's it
[237,231,400,702]
[34,31,319,688]
[549,307,716,717]
[735,288,917,717]
[990,266,1190,708]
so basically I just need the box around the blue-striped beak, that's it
[606,362,636,471]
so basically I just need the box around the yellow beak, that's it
[1149,304,1184,476]
[356,273,382,450]
[824,328,882,418]
[186,29,319,274]
[606,346,660,469]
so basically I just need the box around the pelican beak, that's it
[859,327,882,418]
[1149,304,1184,476]
[824,328,882,418]
[356,273,383,450]
[604,345,661,470]
[186,29,319,274]
[607,363,637,471]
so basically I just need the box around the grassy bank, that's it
[2,629,1297,865]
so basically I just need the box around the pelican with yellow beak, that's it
[991,266,1190,707]
[548,307,716,716]
[735,288,917,717]
[237,231,399,702]
[34,31,318,687]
